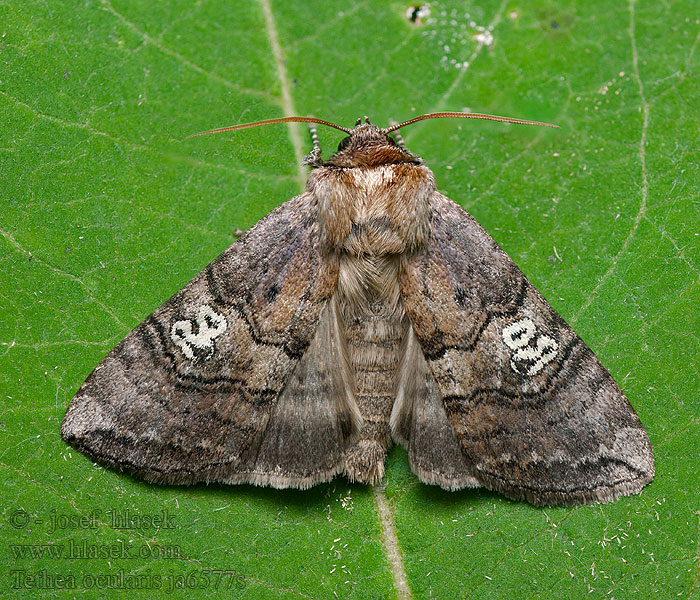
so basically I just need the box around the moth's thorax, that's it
[309,162,435,255]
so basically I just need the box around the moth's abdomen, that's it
[349,307,405,426]
[342,303,407,484]
[336,253,407,484]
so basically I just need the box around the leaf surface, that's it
[1,1,698,598]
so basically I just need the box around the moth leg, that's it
[388,119,406,148]
[303,123,323,166]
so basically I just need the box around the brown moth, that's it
[62,112,654,506]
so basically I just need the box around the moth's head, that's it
[324,117,420,168]
[187,113,558,168]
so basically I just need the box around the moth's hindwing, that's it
[61,193,360,488]
[397,193,654,506]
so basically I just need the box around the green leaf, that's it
[1,0,698,598]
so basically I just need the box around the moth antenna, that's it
[303,123,323,167]
[387,119,406,148]
[186,116,352,139]
[308,123,321,152]
[383,112,559,133]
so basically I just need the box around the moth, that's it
[62,112,654,506]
